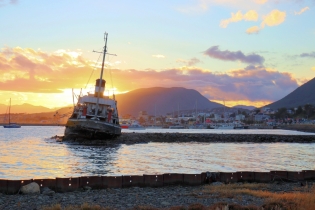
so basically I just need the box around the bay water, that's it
[0,126,314,179]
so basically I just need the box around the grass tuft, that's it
[41,203,111,210]
[201,183,315,210]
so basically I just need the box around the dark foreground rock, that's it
[59,133,315,145]
[0,182,313,210]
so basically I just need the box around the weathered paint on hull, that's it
[64,118,121,140]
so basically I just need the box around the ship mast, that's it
[94,33,108,117]
[9,98,11,124]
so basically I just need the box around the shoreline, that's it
[1,123,315,133]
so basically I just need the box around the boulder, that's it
[20,182,40,194]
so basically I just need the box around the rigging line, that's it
[84,50,103,89]
[103,51,115,96]
[106,51,114,91]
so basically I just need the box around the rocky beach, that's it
[0,181,314,210]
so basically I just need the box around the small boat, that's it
[128,122,146,130]
[169,125,185,129]
[120,120,130,129]
[64,33,121,139]
[120,123,130,129]
[213,123,234,129]
[146,125,162,129]
[3,98,21,128]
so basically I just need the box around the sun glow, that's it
[212,100,272,108]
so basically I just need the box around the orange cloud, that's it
[0,47,300,107]
[0,47,94,93]
[212,99,271,108]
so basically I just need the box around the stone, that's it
[83,186,92,191]
[42,190,55,196]
[41,187,52,193]
[211,182,223,186]
[20,182,40,194]
[161,201,170,206]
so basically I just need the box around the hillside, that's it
[0,103,59,114]
[0,106,73,125]
[266,77,315,109]
[115,87,224,116]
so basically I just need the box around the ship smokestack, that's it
[94,79,106,97]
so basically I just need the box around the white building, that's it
[254,113,270,122]
[235,114,245,121]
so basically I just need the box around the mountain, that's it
[232,105,257,110]
[0,103,59,114]
[266,77,315,109]
[115,87,224,116]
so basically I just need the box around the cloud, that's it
[246,26,261,34]
[254,0,267,4]
[177,0,268,13]
[111,65,298,103]
[295,7,310,15]
[204,46,265,65]
[152,54,165,58]
[0,0,17,7]
[0,47,93,93]
[300,52,315,58]
[0,47,300,105]
[176,58,201,66]
[247,9,286,34]
[312,67,315,71]
[220,10,259,28]
[262,9,286,27]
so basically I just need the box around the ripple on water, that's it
[0,126,314,179]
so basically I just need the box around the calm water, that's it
[0,126,314,179]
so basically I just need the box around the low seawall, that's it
[0,171,314,194]
[62,133,315,145]
[280,124,315,133]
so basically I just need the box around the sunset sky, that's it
[0,0,314,109]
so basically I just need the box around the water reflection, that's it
[0,126,314,179]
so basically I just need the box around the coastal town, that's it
[118,103,315,129]
[2,103,314,129]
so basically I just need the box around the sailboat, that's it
[3,98,21,128]
[64,33,121,139]
[147,104,162,129]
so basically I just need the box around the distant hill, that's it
[232,105,257,110]
[266,77,315,109]
[115,87,224,116]
[0,103,59,114]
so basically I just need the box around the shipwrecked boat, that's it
[64,33,121,140]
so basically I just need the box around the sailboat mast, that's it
[95,32,108,117]
[154,104,156,126]
[9,98,11,124]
